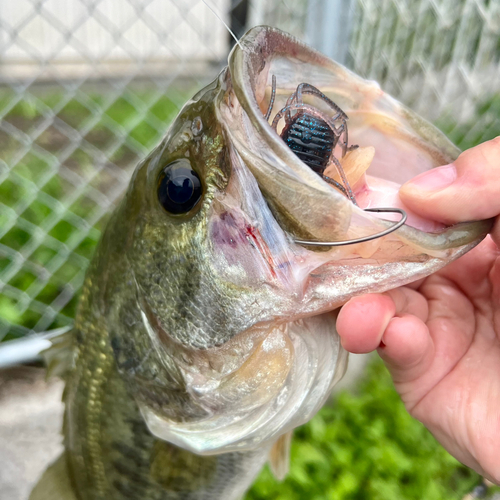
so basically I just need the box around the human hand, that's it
[337,137,500,484]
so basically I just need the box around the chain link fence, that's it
[1,0,499,342]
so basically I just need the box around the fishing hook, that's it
[293,207,407,246]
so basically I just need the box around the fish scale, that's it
[49,273,270,500]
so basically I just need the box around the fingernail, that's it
[403,164,457,192]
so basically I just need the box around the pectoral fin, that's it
[268,431,293,481]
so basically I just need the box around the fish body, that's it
[30,27,491,500]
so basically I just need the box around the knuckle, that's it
[484,136,500,161]
[482,136,500,161]
[489,469,500,486]
[488,135,500,148]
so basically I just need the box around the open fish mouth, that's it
[226,26,491,256]
[130,27,491,456]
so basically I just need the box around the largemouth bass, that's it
[30,26,491,500]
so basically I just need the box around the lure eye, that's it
[157,159,202,214]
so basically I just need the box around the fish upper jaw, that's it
[226,26,491,256]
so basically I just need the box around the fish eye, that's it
[157,159,202,215]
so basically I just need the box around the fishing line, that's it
[201,0,244,51]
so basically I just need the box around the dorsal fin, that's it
[29,454,77,500]
[268,431,293,481]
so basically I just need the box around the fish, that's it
[29,26,491,500]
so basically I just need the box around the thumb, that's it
[400,137,500,226]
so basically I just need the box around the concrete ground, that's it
[0,367,64,500]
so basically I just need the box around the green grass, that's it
[246,359,498,500]
[436,94,500,151]
[0,85,191,339]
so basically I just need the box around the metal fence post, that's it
[306,0,355,64]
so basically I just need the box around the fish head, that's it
[98,26,491,455]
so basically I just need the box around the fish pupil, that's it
[157,159,202,214]
[168,177,194,204]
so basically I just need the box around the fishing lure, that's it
[265,76,407,246]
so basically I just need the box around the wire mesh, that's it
[0,0,499,342]
[348,0,500,138]
[0,0,233,340]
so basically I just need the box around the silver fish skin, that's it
[29,26,491,500]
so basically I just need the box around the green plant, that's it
[246,359,489,500]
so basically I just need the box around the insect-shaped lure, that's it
[264,75,407,246]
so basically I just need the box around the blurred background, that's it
[0,0,499,499]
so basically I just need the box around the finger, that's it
[399,137,500,228]
[378,315,433,380]
[337,294,395,353]
[492,216,500,248]
[337,288,428,354]
[428,237,497,300]
[377,314,434,406]
[405,277,425,290]
[384,287,429,322]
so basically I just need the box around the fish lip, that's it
[227,26,490,252]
